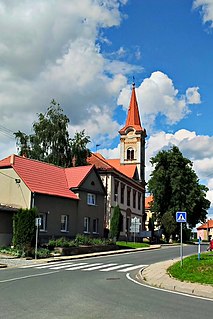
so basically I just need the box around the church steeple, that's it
[119,82,144,134]
[119,82,146,183]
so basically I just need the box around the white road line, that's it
[48,263,75,270]
[117,264,148,272]
[0,271,59,283]
[21,260,72,268]
[126,273,213,302]
[65,263,102,270]
[100,263,132,272]
[82,263,117,271]
[35,261,75,269]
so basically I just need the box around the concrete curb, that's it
[139,259,213,300]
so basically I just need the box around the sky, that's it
[0,0,213,219]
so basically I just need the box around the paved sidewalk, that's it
[138,259,213,300]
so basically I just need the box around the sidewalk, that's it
[138,258,213,300]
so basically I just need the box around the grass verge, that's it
[168,252,213,285]
[116,241,150,249]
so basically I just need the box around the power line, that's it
[0,124,15,140]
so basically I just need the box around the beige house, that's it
[0,154,105,246]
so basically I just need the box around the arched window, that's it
[127,148,134,160]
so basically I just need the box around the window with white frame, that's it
[92,218,99,234]
[84,217,90,233]
[87,193,96,205]
[39,213,47,231]
[61,215,69,232]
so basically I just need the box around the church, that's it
[88,82,147,239]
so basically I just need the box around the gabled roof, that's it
[65,165,94,188]
[145,195,153,209]
[107,159,136,179]
[197,220,213,230]
[0,154,96,200]
[119,83,145,134]
[88,153,137,179]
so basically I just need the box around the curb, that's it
[139,259,213,300]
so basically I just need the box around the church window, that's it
[127,148,134,160]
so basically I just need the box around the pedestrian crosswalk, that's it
[21,261,147,273]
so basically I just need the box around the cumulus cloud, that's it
[117,71,201,132]
[193,0,213,27]
[0,0,134,155]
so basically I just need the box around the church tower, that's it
[119,82,146,185]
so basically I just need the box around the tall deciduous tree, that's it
[14,100,90,167]
[71,130,91,166]
[148,146,210,231]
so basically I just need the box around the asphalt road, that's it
[0,245,212,319]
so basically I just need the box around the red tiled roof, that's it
[88,153,137,179]
[0,155,79,200]
[145,195,153,209]
[119,84,145,134]
[107,159,136,179]
[197,220,213,230]
[65,165,94,188]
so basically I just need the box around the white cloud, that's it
[193,0,213,27]
[186,87,201,104]
[117,71,201,132]
[0,0,137,153]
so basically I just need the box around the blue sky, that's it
[0,0,212,219]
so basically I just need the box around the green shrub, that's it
[75,234,92,245]
[36,248,51,258]
[0,247,22,257]
[13,208,37,254]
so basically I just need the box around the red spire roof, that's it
[119,83,144,134]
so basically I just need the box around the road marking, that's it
[20,261,147,273]
[82,263,117,271]
[66,263,102,270]
[126,273,213,302]
[48,263,75,270]
[100,264,132,272]
[0,271,59,283]
[21,260,72,269]
[117,264,148,272]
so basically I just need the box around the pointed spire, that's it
[119,82,143,134]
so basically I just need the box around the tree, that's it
[14,100,90,167]
[110,205,123,241]
[71,130,91,166]
[148,146,210,232]
[161,211,176,243]
[13,208,37,256]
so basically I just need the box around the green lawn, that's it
[168,252,213,285]
[116,241,150,249]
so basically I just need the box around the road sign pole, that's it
[180,222,183,267]
[35,224,38,260]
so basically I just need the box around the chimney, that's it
[10,154,15,165]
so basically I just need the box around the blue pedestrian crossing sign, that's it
[176,211,187,223]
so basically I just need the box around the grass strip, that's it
[116,241,149,249]
[168,252,213,285]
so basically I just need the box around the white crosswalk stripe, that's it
[65,263,103,271]
[20,261,148,273]
[82,263,117,271]
[99,263,132,272]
